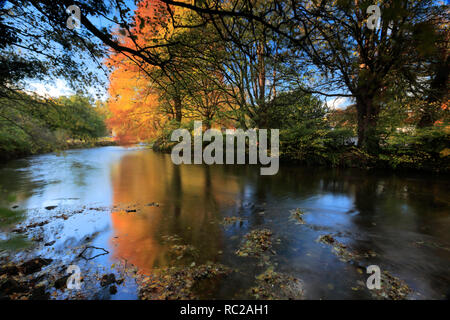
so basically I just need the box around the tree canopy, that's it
[0,0,448,168]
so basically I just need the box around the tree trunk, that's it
[174,95,182,123]
[204,117,211,129]
[356,94,380,152]
[417,103,436,128]
[256,39,267,128]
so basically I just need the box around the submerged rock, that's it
[317,234,355,262]
[290,208,306,224]
[109,285,117,295]
[318,234,412,300]
[0,265,19,276]
[12,220,49,233]
[54,275,70,290]
[318,234,338,245]
[18,258,52,275]
[0,278,28,296]
[168,244,198,261]
[236,229,273,257]
[370,271,412,300]
[100,274,116,287]
[220,216,245,226]
[145,202,160,207]
[251,268,304,300]
[138,264,231,300]
[30,285,49,300]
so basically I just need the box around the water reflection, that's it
[0,146,448,299]
[109,151,229,273]
[104,149,449,298]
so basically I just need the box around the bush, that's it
[280,126,332,165]
[379,124,450,171]
[324,128,356,149]
[152,120,196,152]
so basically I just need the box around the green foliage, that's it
[280,125,332,166]
[325,128,356,149]
[277,92,357,167]
[264,91,327,129]
[379,124,450,171]
[55,95,107,140]
[153,120,196,152]
[280,121,449,172]
[0,93,56,157]
[0,92,107,160]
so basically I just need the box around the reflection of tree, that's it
[347,171,450,299]
[202,165,219,217]
[109,152,226,273]
[156,164,224,267]
[109,151,168,272]
[107,152,449,297]
[0,159,36,205]
[171,165,181,218]
[350,171,450,239]
[353,177,378,217]
[70,160,96,187]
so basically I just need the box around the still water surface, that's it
[1,146,449,299]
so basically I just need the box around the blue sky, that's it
[20,1,137,101]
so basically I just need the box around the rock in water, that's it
[18,258,52,275]
[109,285,118,295]
[100,274,116,287]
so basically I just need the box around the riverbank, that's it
[149,121,450,173]
[152,139,450,174]
[1,138,118,162]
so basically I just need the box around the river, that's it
[0,145,449,299]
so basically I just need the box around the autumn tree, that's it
[105,0,191,141]
[161,0,448,151]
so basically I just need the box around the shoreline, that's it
[2,142,447,176]
[151,144,449,175]
[0,139,118,163]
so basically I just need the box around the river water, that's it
[0,146,449,299]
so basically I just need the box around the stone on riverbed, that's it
[251,268,304,300]
[18,258,52,275]
[138,264,231,300]
[100,273,116,287]
[236,229,273,257]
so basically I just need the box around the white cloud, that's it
[326,97,351,110]
[26,79,109,101]
[27,79,74,98]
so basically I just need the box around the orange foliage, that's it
[105,0,180,143]
[106,56,163,143]
[105,0,230,142]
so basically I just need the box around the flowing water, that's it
[0,146,449,299]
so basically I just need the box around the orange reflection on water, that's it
[108,150,238,273]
